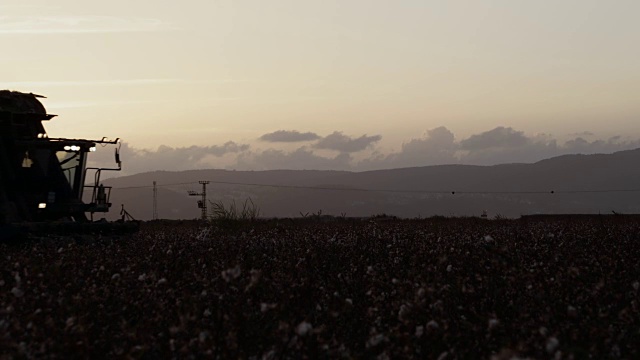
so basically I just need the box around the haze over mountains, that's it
[87,126,640,176]
[101,148,640,220]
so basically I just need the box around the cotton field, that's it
[1,217,639,358]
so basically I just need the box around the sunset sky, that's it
[2,0,640,173]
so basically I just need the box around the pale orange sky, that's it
[2,0,640,157]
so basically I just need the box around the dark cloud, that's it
[569,131,595,137]
[458,136,559,165]
[259,130,321,143]
[361,126,640,169]
[359,127,458,169]
[457,130,640,165]
[146,142,249,159]
[398,126,457,156]
[315,131,382,153]
[459,127,530,151]
[563,136,638,154]
[88,141,250,175]
[236,147,352,171]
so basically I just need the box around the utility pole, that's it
[188,180,210,220]
[152,181,158,220]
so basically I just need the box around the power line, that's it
[112,180,640,195]
[152,181,158,220]
[115,181,198,190]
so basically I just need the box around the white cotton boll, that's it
[488,318,499,330]
[484,235,494,242]
[57,248,63,253]
[398,304,410,320]
[426,320,439,331]
[111,273,120,280]
[446,265,452,272]
[199,331,209,343]
[203,308,211,317]
[221,266,241,282]
[611,344,621,358]
[11,287,23,298]
[367,266,374,275]
[345,298,353,305]
[546,337,559,353]
[296,321,313,336]
[366,334,387,348]
[138,274,147,281]
[262,349,277,359]
[157,278,167,285]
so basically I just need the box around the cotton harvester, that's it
[0,90,135,237]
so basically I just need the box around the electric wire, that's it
[111,180,640,195]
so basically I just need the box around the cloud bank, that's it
[259,130,320,143]
[88,141,249,174]
[237,147,352,171]
[315,131,382,153]
[88,127,640,176]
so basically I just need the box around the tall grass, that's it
[209,198,260,221]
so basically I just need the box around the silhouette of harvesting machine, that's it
[0,91,122,224]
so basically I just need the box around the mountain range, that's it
[99,148,640,220]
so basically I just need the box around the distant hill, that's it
[100,148,640,220]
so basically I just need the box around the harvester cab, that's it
[0,90,123,224]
